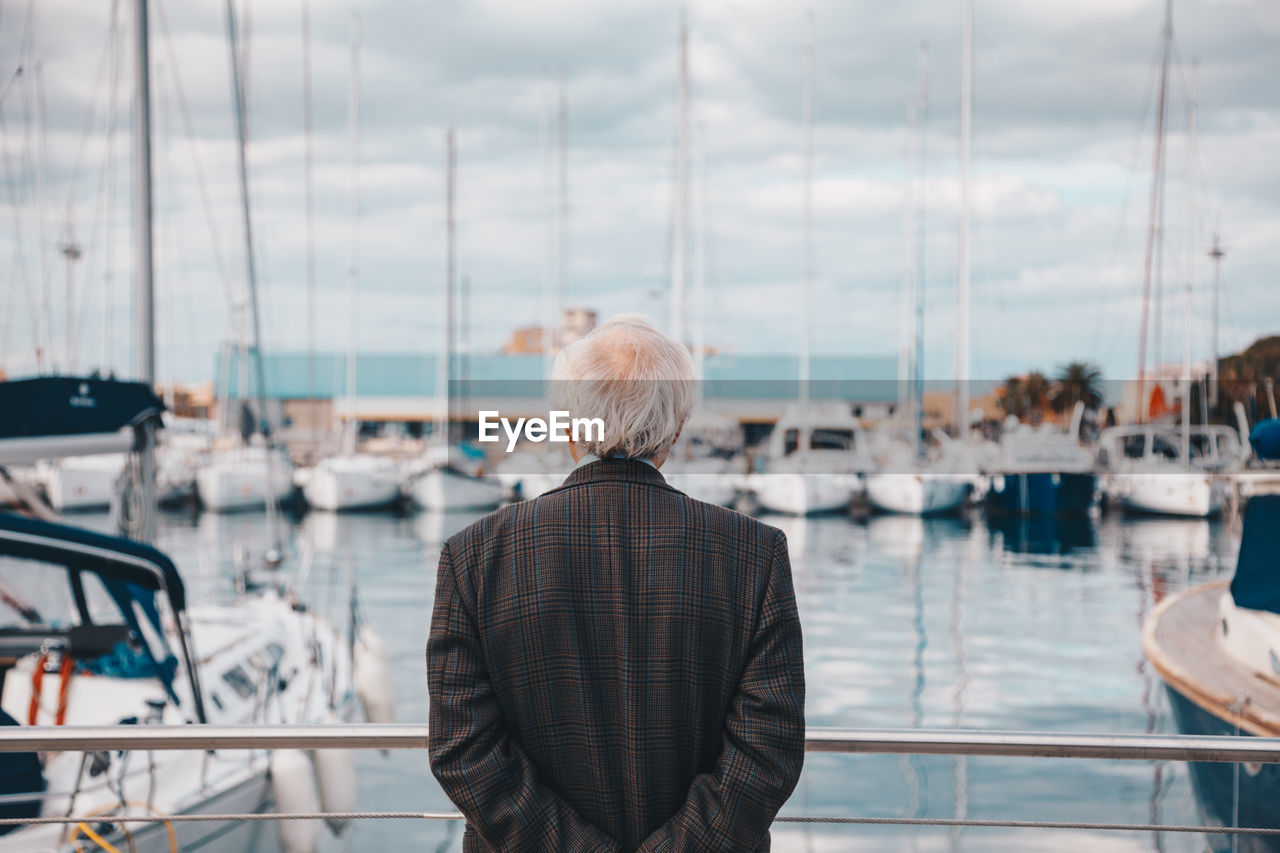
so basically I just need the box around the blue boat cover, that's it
[1230,494,1280,616]
[0,376,163,440]
[1250,418,1280,461]
[0,511,187,612]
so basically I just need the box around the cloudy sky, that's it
[1,0,1277,386]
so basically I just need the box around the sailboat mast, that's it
[224,0,280,554]
[224,0,270,440]
[693,119,708,396]
[671,6,689,346]
[557,72,568,341]
[438,128,457,448]
[302,0,318,452]
[956,0,972,436]
[1208,233,1224,407]
[1136,0,1172,423]
[541,68,555,377]
[34,63,51,374]
[914,44,929,461]
[344,11,361,456]
[798,9,813,453]
[133,0,156,541]
[1181,60,1196,462]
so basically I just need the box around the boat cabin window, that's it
[0,556,120,631]
[1120,434,1147,459]
[1150,433,1179,460]
[782,428,855,455]
[1188,434,1217,460]
[221,665,257,699]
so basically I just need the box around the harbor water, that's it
[75,502,1240,852]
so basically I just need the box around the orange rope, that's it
[27,651,48,726]
[55,654,73,726]
[27,652,74,726]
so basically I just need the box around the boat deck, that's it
[1144,580,1280,737]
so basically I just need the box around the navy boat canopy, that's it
[0,511,187,613]
[1230,494,1280,617]
[0,376,164,440]
[0,511,207,721]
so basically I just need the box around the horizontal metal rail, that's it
[2,726,1278,837]
[0,811,1279,836]
[2,725,1279,764]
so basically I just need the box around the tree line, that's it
[998,361,1103,421]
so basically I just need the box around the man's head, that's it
[551,314,695,467]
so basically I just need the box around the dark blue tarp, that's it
[1230,494,1280,616]
[0,376,163,440]
[0,707,43,831]
[0,512,187,613]
[1250,419,1280,462]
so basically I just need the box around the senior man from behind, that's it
[428,314,805,852]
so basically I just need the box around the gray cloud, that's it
[1,0,1276,388]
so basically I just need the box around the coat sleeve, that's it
[637,529,806,852]
[427,541,622,852]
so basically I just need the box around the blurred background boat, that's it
[984,404,1096,517]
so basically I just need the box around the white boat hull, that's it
[196,454,295,512]
[1111,471,1222,518]
[42,456,124,511]
[665,473,739,507]
[302,456,401,511]
[749,472,856,516]
[864,473,970,515]
[411,467,503,511]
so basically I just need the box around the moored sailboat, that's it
[1143,494,1280,852]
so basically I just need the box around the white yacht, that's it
[746,403,869,516]
[196,443,295,512]
[410,464,505,512]
[38,454,125,512]
[300,453,402,512]
[864,434,972,516]
[0,512,376,853]
[0,377,386,853]
[1096,424,1233,518]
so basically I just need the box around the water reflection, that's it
[987,513,1097,560]
[80,500,1239,851]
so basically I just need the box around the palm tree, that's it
[999,375,1028,420]
[1024,371,1052,423]
[1051,361,1104,415]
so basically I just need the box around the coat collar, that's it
[559,456,670,489]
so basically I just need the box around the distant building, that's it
[501,308,598,355]
[559,308,597,348]
[501,327,547,355]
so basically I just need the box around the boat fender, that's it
[269,749,320,853]
[354,627,394,727]
[313,713,357,836]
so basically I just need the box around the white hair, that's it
[551,314,695,460]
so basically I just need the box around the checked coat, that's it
[427,457,806,852]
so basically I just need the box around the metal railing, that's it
[2,725,1279,838]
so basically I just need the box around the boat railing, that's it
[2,725,1279,838]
